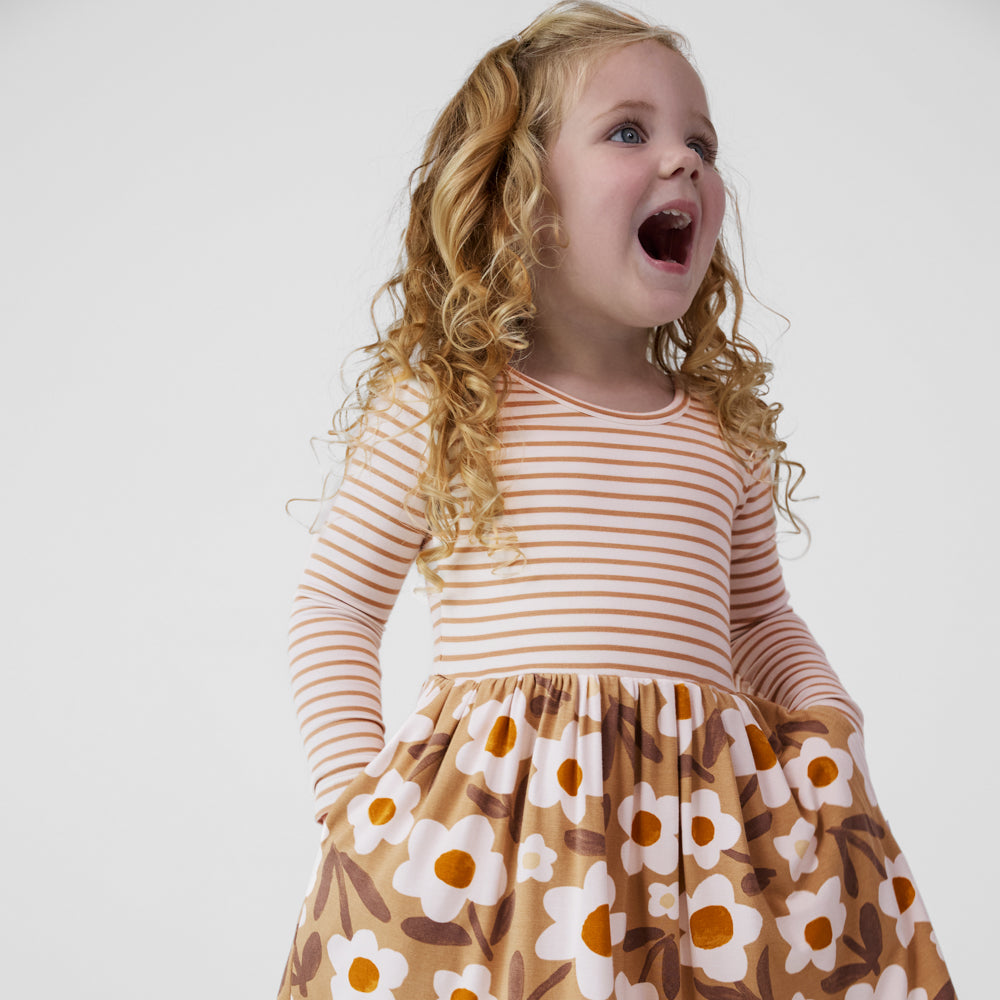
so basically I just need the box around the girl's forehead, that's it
[570,41,704,110]
[551,41,707,137]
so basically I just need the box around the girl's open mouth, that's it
[638,208,694,268]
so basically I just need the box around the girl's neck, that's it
[510,327,674,413]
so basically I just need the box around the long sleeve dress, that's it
[276,370,955,1000]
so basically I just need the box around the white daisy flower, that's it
[392,815,507,922]
[679,873,763,982]
[847,729,878,806]
[680,789,741,869]
[776,875,846,973]
[618,676,644,699]
[451,686,477,720]
[578,675,605,721]
[655,681,705,751]
[785,736,854,810]
[327,928,408,999]
[516,833,557,883]
[304,841,324,896]
[536,861,626,1000]
[844,963,929,1000]
[364,712,434,778]
[415,677,443,711]
[614,970,659,999]
[527,721,604,824]
[433,963,498,1000]
[720,705,792,808]
[455,687,537,795]
[773,818,820,881]
[877,853,929,947]
[930,930,945,961]
[648,881,680,919]
[617,781,680,875]
[346,768,421,855]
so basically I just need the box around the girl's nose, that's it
[658,143,702,183]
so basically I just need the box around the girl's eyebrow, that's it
[592,99,718,142]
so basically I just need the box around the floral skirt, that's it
[276,672,955,1000]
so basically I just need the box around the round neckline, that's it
[505,365,688,426]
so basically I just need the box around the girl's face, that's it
[532,40,726,346]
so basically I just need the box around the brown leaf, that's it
[526,962,572,1000]
[300,931,323,983]
[290,932,322,994]
[639,937,666,981]
[742,866,776,895]
[692,981,745,1000]
[701,709,727,767]
[508,950,524,1000]
[401,916,472,946]
[843,934,866,959]
[618,700,663,764]
[313,846,338,921]
[491,889,515,946]
[744,811,772,840]
[601,698,620,779]
[623,925,664,951]
[331,845,352,938]
[755,945,774,1000]
[841,814,885,838]
[933,981,956,1000]
[844,832,887,879]
[410,747,447,779]
[775,718,829,749]
[509,773,528,843]
[679,753,715,782]
[529,683,568,717]
[564,828,606,855]
[341,853,391,922]
[468,900,494,961]
[661,933,680,999]
[406,732,450,758]
[739,774,759,807]
[859,901,883,959]
[820,961,871,994]
[466,783,510,819]
[617,710,639,775]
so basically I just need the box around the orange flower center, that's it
[807,755,839,787]
[631,809,662,846]
[347,956,380,993]
[893,876,916,913]
[746,724,777,769]
[804,915,833,950]
[691,816,715,847]
[557,758,584,796]
[367,797,396,826]
[581,904,613,956]
[434,849,476,889]
[689,904,733,949]
[485,715,518,757]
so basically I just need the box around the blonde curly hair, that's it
[330,0,805,588]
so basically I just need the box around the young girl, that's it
[277,3,955,998]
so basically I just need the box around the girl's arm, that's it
[288,381,430,822]
[729,464,864,730]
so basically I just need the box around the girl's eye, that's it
[689,132,720,164]
[609,122,644,144]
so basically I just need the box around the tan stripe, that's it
[438,607,729,641]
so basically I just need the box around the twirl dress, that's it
[276,370,955,1000]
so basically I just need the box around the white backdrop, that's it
[2,1,994,996]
